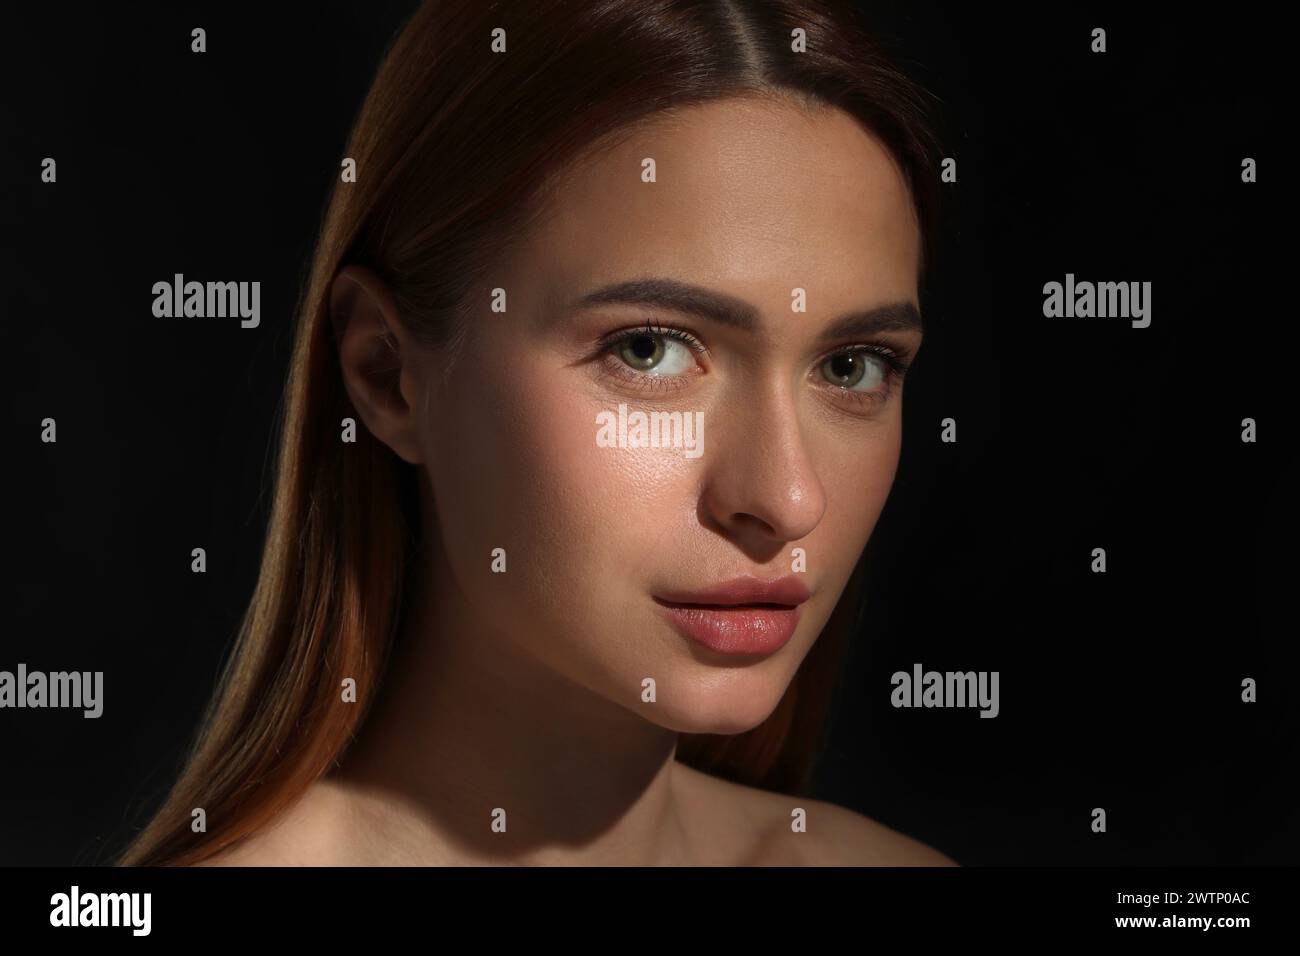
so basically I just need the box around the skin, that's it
[202,93,955,866]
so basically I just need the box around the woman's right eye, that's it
[609,331,698,376]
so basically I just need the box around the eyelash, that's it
[596,322,912,407]
[834,345,912,409]
[596,323,709,392]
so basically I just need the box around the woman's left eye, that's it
[819,349,890,391]
[610,331,697,376]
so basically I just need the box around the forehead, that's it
[507,94,922,312]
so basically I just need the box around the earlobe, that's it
[330,265,426,465]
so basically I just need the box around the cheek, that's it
[421,346,696,627]
[817,413,902,556]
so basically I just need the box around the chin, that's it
[639,675,789,736]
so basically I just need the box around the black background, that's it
[2,1,1294,867]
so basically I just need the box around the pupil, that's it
[630,336,657,360]
[830,353,857,380]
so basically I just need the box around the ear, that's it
[330,264,425,465]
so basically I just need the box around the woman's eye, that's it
[820,349,888,391]
[613,333,695,376]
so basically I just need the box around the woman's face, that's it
[413,94,922,734]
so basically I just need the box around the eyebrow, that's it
[576,277,922,340]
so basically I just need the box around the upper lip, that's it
[653,575,812,608]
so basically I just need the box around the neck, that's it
[329,540,690,865]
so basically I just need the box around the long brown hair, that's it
[116,0,942,867]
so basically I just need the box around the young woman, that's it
[118,0,955,866]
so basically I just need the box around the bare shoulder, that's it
[769,795,959,866]
[673,761,956,866]
[190,778,353,867]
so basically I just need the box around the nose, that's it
[697,381,827,559]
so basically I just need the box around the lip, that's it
[652,576,810,657]
[654,575,812,608]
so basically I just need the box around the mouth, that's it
[651,576,810,657]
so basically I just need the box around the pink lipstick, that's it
[653,576,811,657]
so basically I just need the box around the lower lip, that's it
[654,601,802,657]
